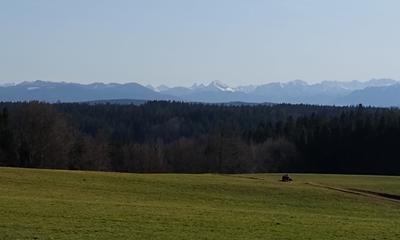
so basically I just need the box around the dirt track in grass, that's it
[226,174,400,204]
[306,182,400,204]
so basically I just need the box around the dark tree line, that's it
[0,101,399,174]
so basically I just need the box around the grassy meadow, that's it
[0,167,399,239]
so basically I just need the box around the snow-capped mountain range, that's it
[146,79,400,105]
[1,79,400,107]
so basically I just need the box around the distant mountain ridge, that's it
[0,80,177,102]
[149,78,400,106]
[0,79,399,107]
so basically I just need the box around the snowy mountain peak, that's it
[190,83,206,90]
[208,80,234,92]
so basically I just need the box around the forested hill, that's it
[0,101,399,175]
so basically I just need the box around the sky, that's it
[1,0,400,87]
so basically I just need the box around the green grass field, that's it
[0,167,399,240]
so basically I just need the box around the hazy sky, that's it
[1,0,400,86]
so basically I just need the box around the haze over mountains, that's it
[0,79,398,107]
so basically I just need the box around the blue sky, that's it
[1,0,399,86]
